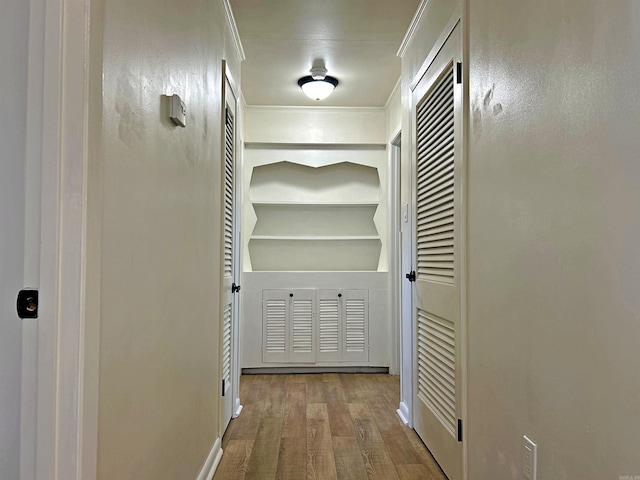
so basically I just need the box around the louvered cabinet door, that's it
[289,290,315,363]
[342,290,369,362]
[317,290,341,362]
[411,22,463,480]
[262,290,288,363]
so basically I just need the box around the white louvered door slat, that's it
[411,22,463,480]
[317,290,340,361]
[342,290,369,362]
[262,291,288,363]
[290,290,315,363]
[416,65,455,285]
[223,107,234,278]
[222,305,232,389]
[417,310,456,434]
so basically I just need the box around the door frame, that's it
[22,0,99,478]
[389,131,401,377]
[390,131,414,426]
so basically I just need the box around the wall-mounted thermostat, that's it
[169,94,186,127]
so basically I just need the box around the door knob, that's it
[17,290,38,318]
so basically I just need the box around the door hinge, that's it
[222,379,226,396]
[232,282,241,293]
[17,289,38,319]
[406,271,416,282]
[456,62,462,84]
[457,419,463,442]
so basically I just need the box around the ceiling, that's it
[229,0,421,108]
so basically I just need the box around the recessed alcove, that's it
[247,161,383,272]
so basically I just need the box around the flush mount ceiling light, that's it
[298,67,339,101]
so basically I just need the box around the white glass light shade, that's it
[298,75,339,101]
[300,80,335,100]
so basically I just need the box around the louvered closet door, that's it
[316,289,369,363]
[262,289,316,363]
[221,75,238,434]
[342,290,369,362]
[411,22,463,480]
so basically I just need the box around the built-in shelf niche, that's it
[252,204,379,237]
[248,161,382,272]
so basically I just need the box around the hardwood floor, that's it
[214,373,446,480]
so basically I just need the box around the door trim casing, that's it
[26,0,100,478]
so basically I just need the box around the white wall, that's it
[386,82,402,140]
[244,106,387,144]
[467,1,640,478]
[92,0,242,478]
[401,0,640,477]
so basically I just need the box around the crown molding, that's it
[223,0,246,61]
[397,0,429,58]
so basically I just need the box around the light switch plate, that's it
[523,435,537,480]
[169,94,186,127]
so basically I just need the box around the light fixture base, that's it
[310,67,327,80]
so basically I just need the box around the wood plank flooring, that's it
[214,374,446,480]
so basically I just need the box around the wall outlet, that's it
[523,435,537,480]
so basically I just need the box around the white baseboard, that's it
[397,401,410,425]
[196,437,223,480]
[234,398,243,418]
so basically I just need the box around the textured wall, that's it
[243,106,387,144]
[467,1,640,478]
[96,0,241,478]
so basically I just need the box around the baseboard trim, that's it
[196,437,223,480]
[242,366,390,375]
[397,401,410,425]
[234,398,243,418]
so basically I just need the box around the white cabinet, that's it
[262,289,369,364]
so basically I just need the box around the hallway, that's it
[4,0,639,477]
[214,374,446,480]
